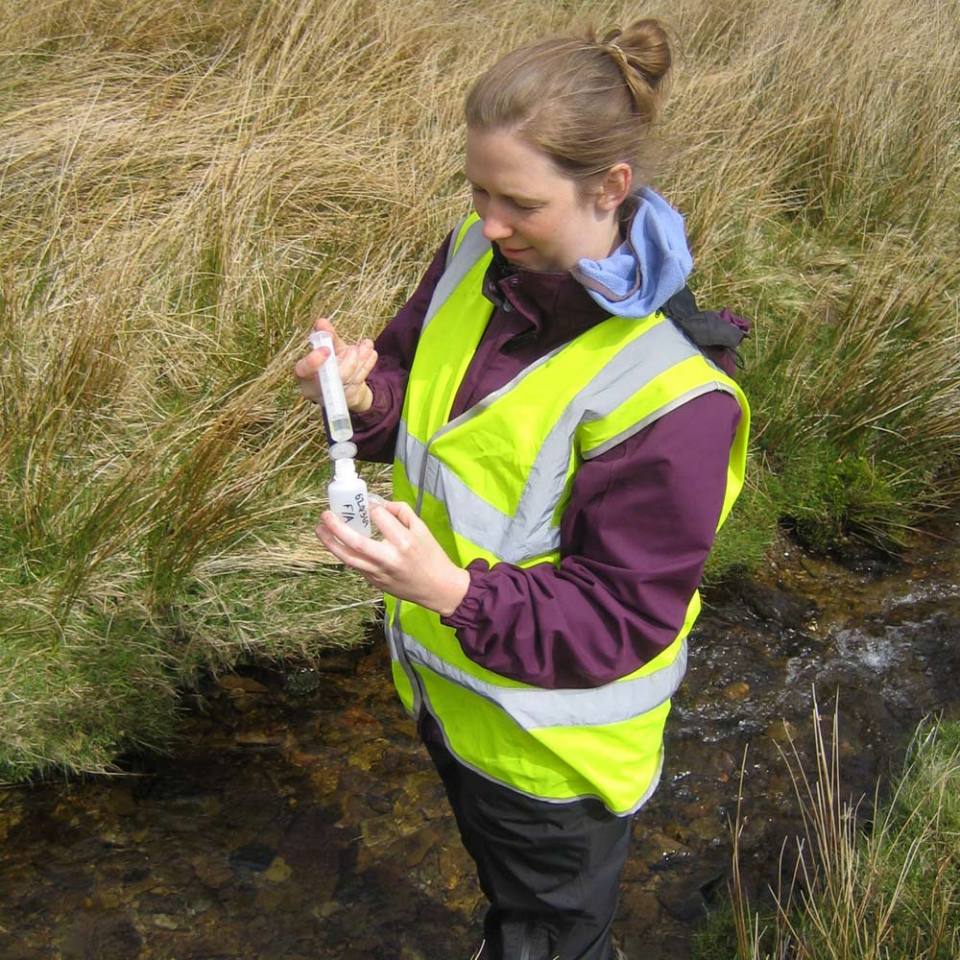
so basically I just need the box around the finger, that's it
[357,346,378,381]
[320,511,396,566]
[339,345,362,384]
[348,340,371,374]
[293,345,332,380]
[378,499,424,532]
[312,317,345,353]
[370,504,415,550]
[316,518,382,574]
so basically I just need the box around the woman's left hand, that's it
[316,501,470,617]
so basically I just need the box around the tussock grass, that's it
[1,0,958,776]
[699,707,960,960]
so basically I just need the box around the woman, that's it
[295,19,749,960]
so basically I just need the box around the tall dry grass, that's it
[1,0,958,777]
[707,708,960,960]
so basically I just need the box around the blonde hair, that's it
[465,19,672,191]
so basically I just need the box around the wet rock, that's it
[217,675,270,695]
[617,886,660,931]
[139,892,189,915]
[167,792,223,819]
[58,913,142,960]
[722,681,751,701]
[831,539,902,576]
[313,900,342,919]
[766,719,797,742]
[399,824,443,869]
[0,940,39,960]
[102,788,137,817]
[192,855,234,890]
[438,843,470,892]
[736,815,774,852]
[228,841,276,873]
[686,814,724,845]
[255,886,288,912]
[308,765,340,796]
[234,728,285,747]
[635,830,693,871]
[316,651,365,675]
[710,750,738,780]
[399,942,431,960]
[263,856,292,883]
[657,877,708,922]
[285,668,324,695]
[98,887,135,910]
[729,581,818,628]
[0,803,24,843]
[622,929,691,960]
[346,737,389,772]
[229,695,261,714]
[277,808,343,902]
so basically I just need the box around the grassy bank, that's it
[1,0,959,778]
[695,713,960,960]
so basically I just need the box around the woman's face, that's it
[464,128,622,273]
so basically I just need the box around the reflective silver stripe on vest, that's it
[583,380,736,460]
[396,626,687,729]
[422,219,491,331]
[398,339,570,558]
[416,681,667,816]
[398,322,712,563]
[399,417,535,554]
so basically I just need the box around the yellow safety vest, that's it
[384,214,750,815]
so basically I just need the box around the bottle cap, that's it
[329,441,358,460]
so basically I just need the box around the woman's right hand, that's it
[293,317,378,413]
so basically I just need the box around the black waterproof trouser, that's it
[425,737,632,960]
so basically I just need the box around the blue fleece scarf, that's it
[572,188,693,318]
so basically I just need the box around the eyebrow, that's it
[462,173,543,206]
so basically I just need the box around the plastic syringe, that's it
[308,331,353,443]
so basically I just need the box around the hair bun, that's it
[594,19,672,118]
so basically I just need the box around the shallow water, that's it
[2,524,959,960]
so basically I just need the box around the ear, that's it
[596,163,633,212]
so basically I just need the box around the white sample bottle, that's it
[328,443,371,537]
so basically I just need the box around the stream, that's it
[2,524,959,960]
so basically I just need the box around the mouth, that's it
[499,245,532,259]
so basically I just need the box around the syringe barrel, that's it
[308,331,353,442]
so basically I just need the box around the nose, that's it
[479,204,513,242]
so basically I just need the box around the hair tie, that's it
[602,38,629,70]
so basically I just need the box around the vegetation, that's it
[1,0,958,777]
[695,711,960,960]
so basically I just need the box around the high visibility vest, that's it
[384,214,750,815]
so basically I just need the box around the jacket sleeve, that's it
[440,389,742,688]
[348,237,450,463]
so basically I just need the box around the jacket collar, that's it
[481,244,610,342]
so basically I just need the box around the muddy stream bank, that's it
[2,525,959,960]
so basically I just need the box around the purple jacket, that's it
[351,237,742,690]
